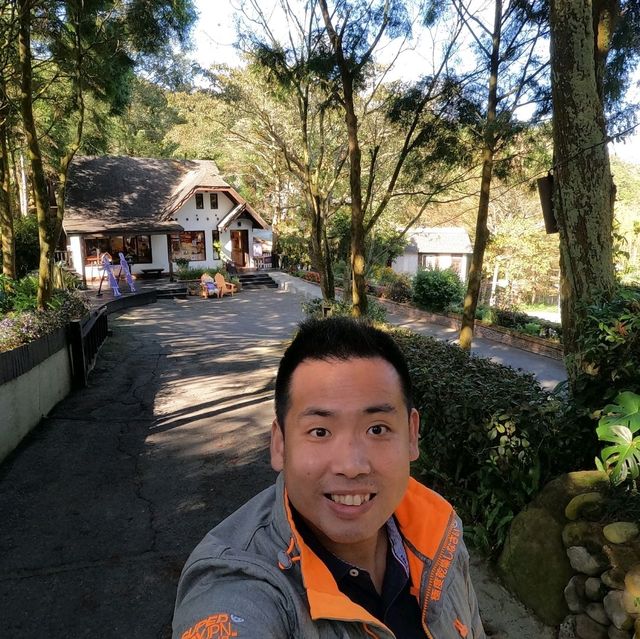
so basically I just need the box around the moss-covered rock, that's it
[563,521,606,552]
[534,471,608,523]
[498,506,573,625]
[565,492,605,521]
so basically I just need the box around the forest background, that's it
[3,0,638,315]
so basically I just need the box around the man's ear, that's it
[409,408,420,462]
[270,419,284,472]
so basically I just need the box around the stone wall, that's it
[498,471,640,638]
[560,498,640,639]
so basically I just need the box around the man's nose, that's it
[331,435,371,477]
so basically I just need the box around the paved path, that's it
[271,272,567,391]
[0,288,555,638]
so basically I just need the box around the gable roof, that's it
[63,156,268,234]
[404,227,473,254]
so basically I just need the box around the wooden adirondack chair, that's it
[214,272,238,297]
[200,273,220,298]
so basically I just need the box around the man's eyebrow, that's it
[300,407,334,417]
[363,403,397,414]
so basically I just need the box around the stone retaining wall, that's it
[498,472,640,637]
[560,496,640,639]
[0,328,71,463]
[377,298,564,360]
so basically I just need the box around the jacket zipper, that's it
[420,510,457,639]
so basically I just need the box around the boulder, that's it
[559,615,578,639]
[498,506,572,625]
[603,523,639,545]
[566,575,588,612]
[603,591,634,631]
[564,522,607,552]
[567,546,610,576]
[575,613,608,639]
[535,471,609,524]
[585,602,609,625]
[602,569,626,590]
[608,627,632,639]
[604,545,640,575]
[625,564,640,596]
[586,577,606,601]
[565,493,605,521]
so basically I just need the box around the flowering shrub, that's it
[0,289,90,353]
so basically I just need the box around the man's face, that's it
[270,356,419,557]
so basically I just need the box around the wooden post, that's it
[167,234,174,282]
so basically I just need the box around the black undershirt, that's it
[292,511,425,638]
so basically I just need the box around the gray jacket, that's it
[173,474,485,639]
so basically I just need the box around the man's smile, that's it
[327,493,376,506]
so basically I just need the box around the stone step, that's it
[156,287,188,300]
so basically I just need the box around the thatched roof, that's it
[63,156,268,234]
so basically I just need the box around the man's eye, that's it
[310,428,330,438]
[368,424,389,436]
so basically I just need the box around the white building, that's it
[63,156,270,282]
[392,227,473,282]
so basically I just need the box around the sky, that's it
[191,0,639,164]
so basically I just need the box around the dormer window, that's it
[210,193,218,209]
[195,193,204,209]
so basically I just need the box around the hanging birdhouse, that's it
[537,173,558,234]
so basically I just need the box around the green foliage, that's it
[0,288,90,353]
[302,297,387,323]
[595,391,640,485]
[276,229,311,271]
[384,274,413,304]
[412,268,464,312]
[522,322,542,337]
[391,328,578,556]
[572,286,640,402]
[12,214,39,278]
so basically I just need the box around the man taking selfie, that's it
[173,317,485,638]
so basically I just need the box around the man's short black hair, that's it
[274,317,413,428]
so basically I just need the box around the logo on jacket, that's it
[431,526,461,602]
[181,613,239,639]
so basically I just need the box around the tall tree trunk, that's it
[459,0,502,350]
[0,76,15,278]
[343,77,367,316]
[309,194,335,301]
[318,0,372,317]
[18,0,53,308]
[550,0,617,388]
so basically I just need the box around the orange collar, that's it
[281,478,454,624]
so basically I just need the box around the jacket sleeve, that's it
[172,554,295,639]
[460,539,486,639]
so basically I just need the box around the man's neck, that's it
[321,528,389,595]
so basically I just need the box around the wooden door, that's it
[230,230,248,266]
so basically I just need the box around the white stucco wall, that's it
[391,252,470,283]
[392,253,418,275]
[172,193,261,269]
[0,346,71,463]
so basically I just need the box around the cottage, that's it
[63,156,270,282]
[392,227,473,282]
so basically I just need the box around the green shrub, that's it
[572,286,640,403]
[0,214,40,277]
[522,322,542,337]
[412,268,464,312]
[390,327,576,556]
[302,297,387,323]
[0,288,90,353]
[385,275,413,303]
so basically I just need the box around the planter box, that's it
[378,298,564,360]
